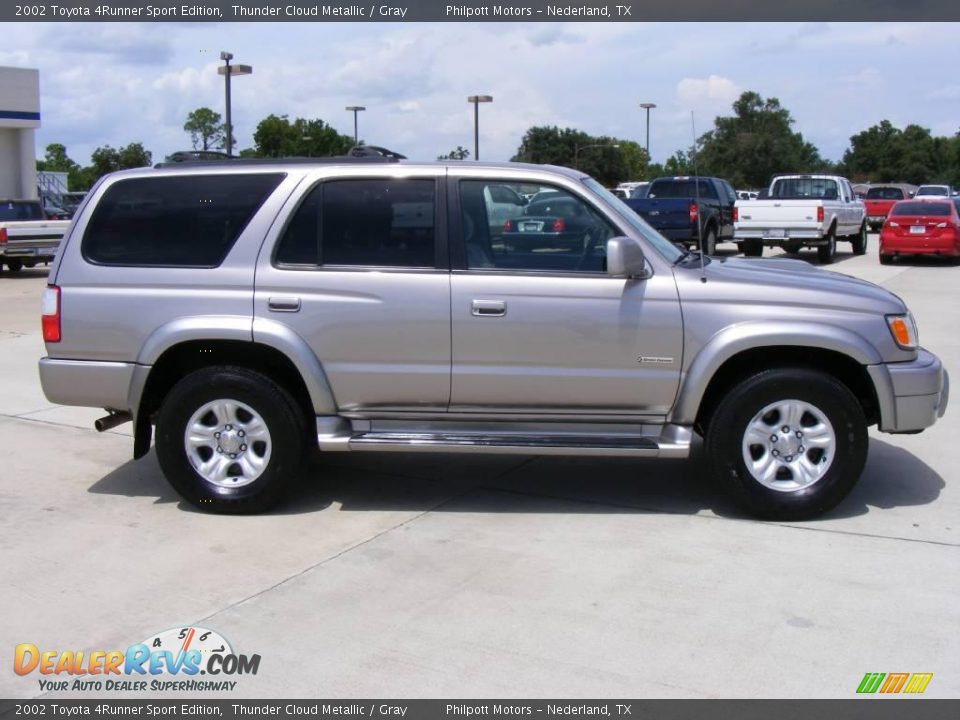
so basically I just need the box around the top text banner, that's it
[4,0,959,22]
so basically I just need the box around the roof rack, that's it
[154,145,406,169]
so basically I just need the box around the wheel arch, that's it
[672,325,882,430]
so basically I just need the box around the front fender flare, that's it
[670,321,881,425]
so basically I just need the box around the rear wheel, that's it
[5,259,23,273]
[702,227,717,255]
[879,254,893,265]
[705,368,868,520]
[851,223,868,255]
[817,229,837,264]
[155,366,307,513]
[742,240,763,257]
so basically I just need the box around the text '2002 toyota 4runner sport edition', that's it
[38,155,949,519]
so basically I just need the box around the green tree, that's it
[36,143,88,191]
[70,142,153,190]
[437,146,470,160]
[183,107,225,151]
[694,91,825,188]
[252,114,353,158]
[511,126,645,186]
[839,120,957,185]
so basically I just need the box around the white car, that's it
[914,184,954,200]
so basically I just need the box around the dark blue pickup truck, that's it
[622,176,737,254]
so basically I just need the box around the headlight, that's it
[886,313,919,350]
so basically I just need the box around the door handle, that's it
[268,297,301,312]
[472,300,506,317]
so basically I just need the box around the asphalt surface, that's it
[1,236,957,699]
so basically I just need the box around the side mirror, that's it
[606,236,647,279]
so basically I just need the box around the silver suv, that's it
[38,158,949,519]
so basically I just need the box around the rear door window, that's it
[82,173,284,267]
[274,178,439,268]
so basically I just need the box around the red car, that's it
[879,199,960,264]
[864,184,914,231]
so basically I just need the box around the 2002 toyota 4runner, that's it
[38,157,949,519]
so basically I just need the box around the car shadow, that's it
[88,437,943,521]
[0,266,51,279]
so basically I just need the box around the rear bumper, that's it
[656,227,698,242]
[38,358,138,411]
[868,349,949,433]
[734,227,824,243]
[880,235,960,256]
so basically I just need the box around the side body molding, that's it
[670,321,882,425]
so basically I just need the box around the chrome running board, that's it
[316,418,691,458]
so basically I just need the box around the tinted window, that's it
[916,186,949,197]
[0,201,44,221]
[460,180,617,273]
[891,202,951,217]
[648,179,717,199]
[866,187,905,200]
[276,178,436,268]
[83,174,284,267]
[771,178,838,200]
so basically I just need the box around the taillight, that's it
[0,228,6,246]
[689,202,698,222]
[888,221,899,228]
[817,206,824,223]
[41,285,61,343]
[732,207,739,223]
[552,218,565,232]
[503,219,512,232]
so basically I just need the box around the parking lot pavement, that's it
[1,236,957,699]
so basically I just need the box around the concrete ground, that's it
[1,236,957,699]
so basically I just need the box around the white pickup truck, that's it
[0,199,70,275]
[733,174,868,264]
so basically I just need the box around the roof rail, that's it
[154,145,407,169]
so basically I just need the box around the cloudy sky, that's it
[2,21,959,168]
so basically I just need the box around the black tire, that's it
[704,368,868,520]
[5,259,23,273]
[817,228,837,264]
[879,254,893,265]
[155,366,307,514]
[851,223,868,255]
[742,240,763,257]
[702,227,717,255]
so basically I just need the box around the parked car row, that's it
[0,199,71,274]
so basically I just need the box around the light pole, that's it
[467,95,493,161]
[345,106,365,144]
[574,143,620,170]
[218,52,253,157]
[639,102,656,160]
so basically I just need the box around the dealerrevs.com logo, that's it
[14,626,260,693]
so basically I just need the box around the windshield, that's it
[771,178,839,200]
[581,177,684,262]
[866,187,905,200]
[0,201,44,221]
[916,186,948,196]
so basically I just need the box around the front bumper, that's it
[868,348,949,433]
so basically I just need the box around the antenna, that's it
[690,111,706,283]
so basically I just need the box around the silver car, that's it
[38,158,949,519]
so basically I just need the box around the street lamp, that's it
[345,106,365,144]
[218,51,253,157]
[574,143,620,169]
[467,95,493,161]
[639,102,656,160]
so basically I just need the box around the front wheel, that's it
[704,369,868,520]
[155,366,307,513]
[851,223,868,255]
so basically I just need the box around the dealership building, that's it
[0,66,40,200]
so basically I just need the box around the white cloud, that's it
[676,75,742,107]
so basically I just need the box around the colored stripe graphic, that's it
[857,673,885,693]
[904,673,934,694]
[880,673,909,693]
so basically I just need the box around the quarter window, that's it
[83,174,284,267]
[460,180,617,272]
[275,178,437,268]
